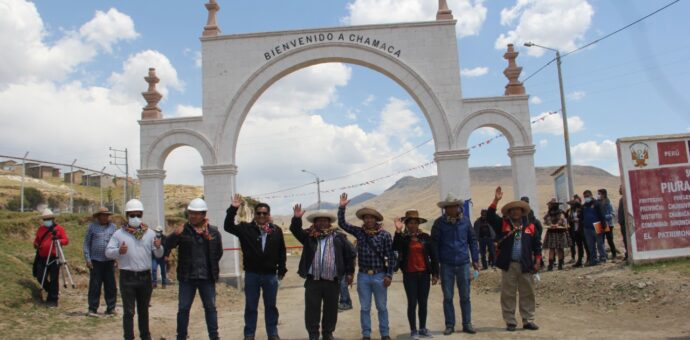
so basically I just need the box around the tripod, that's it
[41,236,76,289]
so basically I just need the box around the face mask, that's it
[584,197,592,203]
[596,195,601,200]
[43,220,53,227]
[129,217,142,228]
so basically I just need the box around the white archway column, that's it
[137,169,166,228]
[434,149,471,202]
[201,164,240,281]
[508,145,539,215]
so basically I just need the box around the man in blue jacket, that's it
[431,194,480,335]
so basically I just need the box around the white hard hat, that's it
[124,199,144,212]
[187,198,208,212]
[42,208,54,219]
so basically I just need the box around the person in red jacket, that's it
[33,209,69,307]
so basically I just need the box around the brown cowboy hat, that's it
[306,210,337,223]
[437,193,463,209]
[356,207,384,222]
[402,209,428,224]
[501,200,531,216]
[92,207,113,217]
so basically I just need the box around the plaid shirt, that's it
[338,207,394,277]
[83,222,116,262]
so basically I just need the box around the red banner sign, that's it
[657,141,689,166]
[628,165,690,251]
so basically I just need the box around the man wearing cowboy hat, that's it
[33,208,69,308]
[486,186,542,332]
[290,205,356,340]
[431,194,479,335]
[338,193,395,340]
[83,207,117,316]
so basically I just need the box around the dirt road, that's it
[55,256,690,340]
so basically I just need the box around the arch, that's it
[216,42,454,163]
[454,109,531,149]
[145,129,217,169]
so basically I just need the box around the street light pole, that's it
[20,151,28,212]
[100,166,106,208]
[525,42,576,199]
[70,159,77,213]
[301,169,322,210]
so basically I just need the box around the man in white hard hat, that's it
[167,198,223,340]
[32,208,69,307]
[106,199,163,340]
[83,207,117,316]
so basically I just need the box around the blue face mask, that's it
[43,220,53,227]
[584,197,592,204]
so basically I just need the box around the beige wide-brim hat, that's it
[501,200,532,216]
[437,193,463,209]
[356,207,384,222]
[306,210,337,223]
[41,208,54,219]
[153,225,164,232]
[403,209,428,224]
[92,207,113,217]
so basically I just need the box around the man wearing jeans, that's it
[339,235,357,311]
[166,198,223,340]
[224,194,287,340]
[581,190,607,266]
[338,193,394,340]
[84,207,117,316]
[106,199,163,340]
[431,194,479,335]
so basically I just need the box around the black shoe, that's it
[523,322,539,330]
[463,324,477,334]
[243,337,254,340]
[322,333,334,340]
[361,337,371,340]
[547,261,554,271]
[443,327,454,335]
[308,333,319,340]
[267,336,281,340]
[558,260,564,270]
[506,324,517,332]
[573,261,582,267]
[381,336,392,340]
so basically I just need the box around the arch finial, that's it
[142,68,162,120]
[437,0,454,20]
[203,0,221,37]
[503,44,526,95]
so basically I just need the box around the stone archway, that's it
[137,2,536,281]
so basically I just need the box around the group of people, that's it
[473,186,627,272]
[31,184,626,340]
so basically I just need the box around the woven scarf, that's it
[363,223,382,236]
[258,222,273,235]
[311,233,337,281]
[192,218,214,240]
[307,225,338,238]
[125,223,148,240]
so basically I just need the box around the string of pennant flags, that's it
[249,111,559,200]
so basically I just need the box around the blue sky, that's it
[1,0,688,213]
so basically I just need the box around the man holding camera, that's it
[106,199,163,340]
[166,198,223,340]
[33,209,69,307]
[83,207,117,316]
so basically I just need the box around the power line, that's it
[521,0,680,83]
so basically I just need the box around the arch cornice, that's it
[145,128,217,169]
[454,108,531,149]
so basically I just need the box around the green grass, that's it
[632,257,690,276]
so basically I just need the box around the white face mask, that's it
[128,217,142,228]
[43,220,53,227]
[584,197,592,203]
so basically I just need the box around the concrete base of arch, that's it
[138,169,166,229]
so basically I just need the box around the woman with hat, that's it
[393,210,438,339]
[290,205,356,340]
[487,186,541,332]
[542,199,571,271]
[338,193,395,340]
[83,207,117,316]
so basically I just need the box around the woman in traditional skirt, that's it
[543,199,572,271]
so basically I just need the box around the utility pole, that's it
[301,169,322,210]
[524,42,576,198]
[109,147,129,208]
[100,166,106,207]
[69,159,77,213]
[20,151,28,212]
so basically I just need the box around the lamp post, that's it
[20,151,28,212]
[70,159,77,213]
[524,42,575,199]
[100,166,106,208]
[301,169,322,210]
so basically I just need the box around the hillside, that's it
[305,192,376,210]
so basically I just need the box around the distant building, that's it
[64,170,85,184]
[27,164,60,179]
[0,160,22,175]
[82,173,114,187]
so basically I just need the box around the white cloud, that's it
[460,66,489,77]
[532,112,584,135]
[571,140,619,174]
[567,90,586,101]
[539,139,548,148]
[342,0,487,37]
[0,0,138,85]
[530,95,542,104]
[79,8,138,52]
[363,94,375,106]
[170,104,202,118]
[108,50,184,105]
[495,0,594,57]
